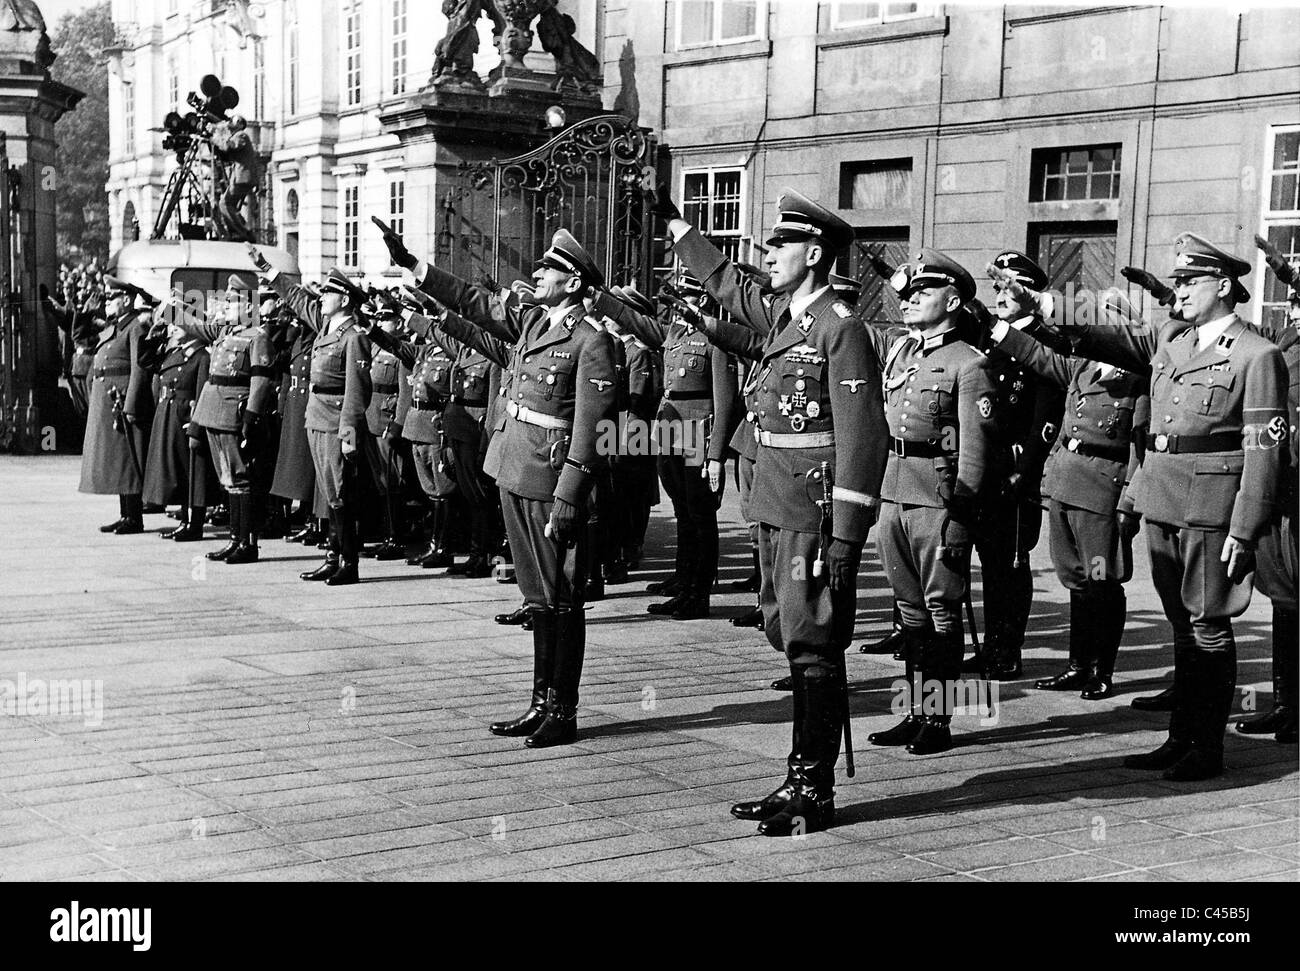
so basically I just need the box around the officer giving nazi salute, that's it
[660,187,888,836]
[1028,233,1289,781]
[381,221,618,749]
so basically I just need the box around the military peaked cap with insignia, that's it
[899,247,977,303]
[225,272,258,295]
[536,229,604,288]
[1170,232,1251,303]
[765,188,854,253]
[322,268,368,306]
[829,272,863,303]
[613,284,656,318]
[992,250,1048,291]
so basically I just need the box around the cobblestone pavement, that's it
[1,456,1296,882]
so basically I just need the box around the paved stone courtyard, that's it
[0,455,1296,882]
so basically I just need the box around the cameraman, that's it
[210,114,264,243]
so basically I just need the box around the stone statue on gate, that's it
[432,0,486,90]
[535,0,601,94]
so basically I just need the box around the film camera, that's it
[160,74,241,156]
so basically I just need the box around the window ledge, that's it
[817,15,948,50]
[665,39,771,67]
[1028,199,1119,220]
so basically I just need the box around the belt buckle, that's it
[893,439,906,458]
[1153,434,1170,453]
[1067,438,1080,452]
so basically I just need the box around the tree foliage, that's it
[51,1,113,264]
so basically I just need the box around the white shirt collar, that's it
[1195,313,1237,351]
[788,285,830,324]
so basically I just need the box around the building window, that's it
[123,82,134,154]
[1261,125,1300,333]
[392,0,409,96]
[839,159,912,210]
[830,2,936,29]
[389,178,405,237]
[286,4,299,116]
[285,188,299,225]
[345,5,363,107]
[167,54,179,107]
[253,40,266,119]
[676,1,763,50]
[343,185,360,268]
[682,168,745,260]
[1031,145,1122,203]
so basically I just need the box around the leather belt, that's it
[666,390,711,401]
[373,383,398,395]
[311,382,346,395]
[507,400,572,431]
[94,366,131,378]
[890,437,953,459]
[1064,437,1128,463]
[757,430,835,449]
[453,397,488,407]
[209,374,250,388]
[1150,432,1240,455]
[411,398,446,412]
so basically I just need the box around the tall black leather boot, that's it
[327,502,360,586]
[1238,608,1298,739]
[1165,635,1234,782]
[908,630,960,755]
[301,509,340,581]
[1125,629,1195,769]
[491,608,555,737]
[1037,591,1091,690]
[207,493,241,560]
[172,507,206,542]
[526,607,584,748]
[869,626,926,746]
[226,493,261,564]
[459,515,494,578]
[1082,585,1125,700]
[758,666,840,837]
[730,547,761,593]
[862,603,906,655]
[416,499,453,569]
[734,665,804,821]
[101,495,129,533]
[584,519,605,601]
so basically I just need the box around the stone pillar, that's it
[0,3,85,452]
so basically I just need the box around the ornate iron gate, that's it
[439,114,658,291]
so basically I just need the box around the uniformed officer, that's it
[270,298,325,546]
[985,264,1149,700]
[256,250,375,587]
[964,252,1066,680]
[79,277,155,535]
[1028,233,1290,780]
[659,187,889,836]
[864,250,998,757]
[359,299,410,561]
[601,286,664,579]
[140,311,214,542]
[382,224,619,748]
[589,270,739,619]
[165,272,275,564]
[382,300,460,571]
[1237,240,1298,744]
[425,309,504,579]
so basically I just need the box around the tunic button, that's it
[1165,417,1173,423]
[1172,397,1179,404]
[1072,426,1079,433]
[547,375,556,385]
[679,368,687,377]
[796,369,805,377]
[900,425,907,433]
[1202,400,1209,407]
[901,414,908,420]
[518,393,524,399]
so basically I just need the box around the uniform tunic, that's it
[361,345,404,495]
[673,227,889,669]
[78,310,154,496]
[416,263,619,611]
[142,340,215,507]
[867,327,998,634]
[995,324,1149,591]
[386,313,458,500]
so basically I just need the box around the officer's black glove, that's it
[866,249,896,280]
[373,216,418,270]
[939,517,972,572]
[546,497,579,548]
[241,412,264,450]
[476,272,502,294]
[246,244,273,275]
[826,538,863,593]
[1255,235,1298,291]
[649,183,682,223]
[1121,266,1177,308]
[1117,509,1141,544]
[383,421,402,443]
